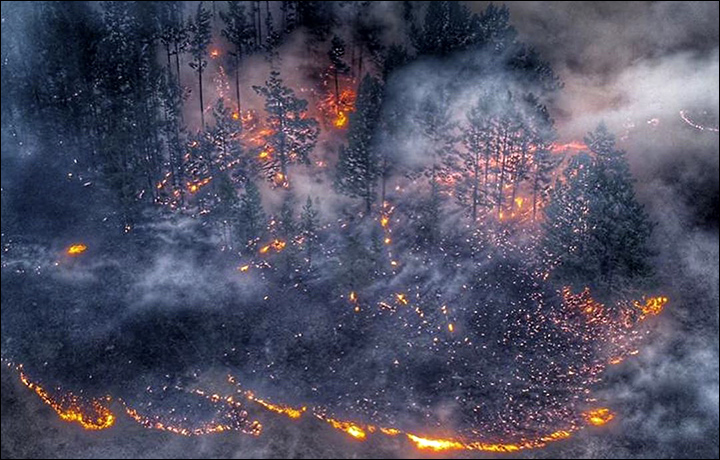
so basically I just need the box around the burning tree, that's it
[335,75,384,213]
[253,70,320,187]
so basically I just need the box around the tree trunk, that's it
[472,150,479,222]
[235,53,242,113]
[198,60,204,128]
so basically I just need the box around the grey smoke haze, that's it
[2,2,718,459]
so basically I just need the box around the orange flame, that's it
[20,371,115,430]
[66,244,88,256]
[584,408,615,426]
[320,416,367,440]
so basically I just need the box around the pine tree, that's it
[543,124,653,294]
[188,3,212,128]
[300,196,320,267]
[335,75,383,213]
[221,1,254,113]
[585,123,653,291]
[253,71,320,186]
[457,98,494,221]
[238,179,265,246]
[328,35,350,111]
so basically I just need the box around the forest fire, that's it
[259,239,286,254]
[584,408,615,426]
[19,369,115,430]
[245,392,306,419]
[319,415,367,440]
[66,244,87,256]
[636,296,668,316]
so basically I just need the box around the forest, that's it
[1,1,717,458]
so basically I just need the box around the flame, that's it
[448,323,454,332]
[395,293,408,305]
[333,110,348,128]
[20,371,115,430]
[238,265,250,272]
[246,392,306,419]
[584,408,614,426]
[210,49,220,58]
[321,416,367,440]
[259,239,286,255]
[635,296,668,316]
[406,434,465,451]
[66,244,87,256]
[232,111,240,120]
[514,197,524,209]
[380,216,389,227]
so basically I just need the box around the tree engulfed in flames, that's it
[584,408,615,426]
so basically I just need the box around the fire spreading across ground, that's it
[6,231,669,453]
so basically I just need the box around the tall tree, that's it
[238,179,265,246]
[300,196,320,267]
[457,98,493,222]
[543,124,653,293]
[328,35,350,111]
[188,3,212,128]
[253,71,319,186]
[335,75,383,213]
[221,1,253,114]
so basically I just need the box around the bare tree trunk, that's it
[198,60,205,128]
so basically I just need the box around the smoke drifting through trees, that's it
[1,1,717,458]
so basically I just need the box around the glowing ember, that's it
[19,370,115,430]
[210,49,220,58]
[66,244,87,256]
[232,112,240,120]
[320,416,367,440]
[380,216,389,227]
[259,239,286,255]
[238,265,250,272]
[333,110,348,128]
[246,392,306,419]
[448,323,454,332]
[635,296,668,316]
[406,434,465,451]
[584,408,615,426]
[395,293,408,305]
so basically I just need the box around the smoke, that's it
[2,2,718,459]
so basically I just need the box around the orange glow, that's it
[210,49,220,58]
[238,265,250,272]
[635,296,668,316]
[448,323,454,332]
[66,244,87,256]
[380,216,389,227]
[584,408,614,426]
[259,239,286,255]
[232,111,240,120]
[395,293,408,305]
[406,434,465,451]
[384,237,391,244]
[349,291,357,302]
[333,110,348,128]
[258,150,270,159]
[321,416,367,440]
[514,197,524,209]
[20,371,115,430]
[246,392,306,419]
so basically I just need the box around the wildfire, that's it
[19,370,115,430]
[406,433,465,451]
[187,177,212,194]
[635,296,668,316]
[66,244,87,256]
[259,239,286,255]
[584,408,615,426]
[320,415,367,440]
[333,110,348,128]
[246,392,306,419]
